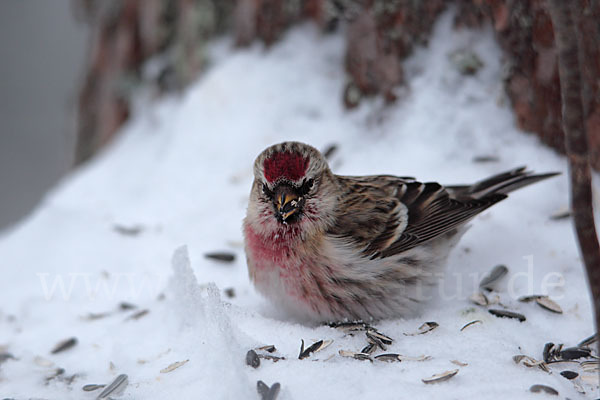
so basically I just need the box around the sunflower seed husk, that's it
[258,354,285,362]
[405,321,439,336]
[246,350,260,368]
[397,354,432,362]
[558,347,591,360]
[470,292,488,307]
[488,309,526,322]
[361,342,377,355]
[257,380,270,399]
[451,360,468,367]
[84,312,111,321]
[268,382,281,400]
[513,355,550,372]
[479,265,508,291]
[299,340,326,359]
[113,224,143,236]
[472,155,500,163]
[422,369,459,384]
[224,287,236,298]
[256,345,276,353]
[366,332,386,351]
[160,359,189,373]
[82,384,106,392]
[366,329,393,344]
[338,350,372,361]
[543,342,556,363]
[374,353,401,362]
[578,333,598,348]
[581,360,600,372]
[204,252,235,263]
[460,320,482,331]
[126,309,149,321]
[51,337,77,354]
[529,384,558,395]
[518,295,545,303]
[96,374,128,399]
[535,297,563,314]
[549,208,571,220]
[119,302,137,311]
[560,370,578,380]
[328,321,370,333]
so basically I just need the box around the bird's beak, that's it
[275,188,301,221]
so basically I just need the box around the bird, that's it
[243,141,558,323]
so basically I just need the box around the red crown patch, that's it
[263,151,309,183]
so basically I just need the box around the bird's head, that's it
[249,142,337,229]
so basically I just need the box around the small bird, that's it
[243,141,557,322]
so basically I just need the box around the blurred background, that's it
[1,0,598,231]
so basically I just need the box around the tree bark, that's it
[547,0,600,355]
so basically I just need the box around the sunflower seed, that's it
[322,144,339,160]
[268,382,281,400]
[338,350,373,361]
[422,369,459,384]
[83,312,111,321]
[119,302,137,310]
[529,384,558,395]
[204,252,235,263]
[366,332,386,350]
[257,381,270,399]
[543,342,556,363]
[460,320,482,331]
[256,345,276,353]
[258,354,285,362]
[224,288,236,298]
[472,155,500,163]
[82,384,106,392]
[51,337,77,354]
[113,224,143,236]
[299,340,329,359]
[535,297,563,314]
[246,350,260,368]
[366,329,393,344]
[361,342,376,355]
[398,354,432,362]
[328,321,370,332]
[518,295,545,303]
[479,265,508,291]
[560,370,578,380]
[578,333,598,348]
[549,208,571,220]
[96,374,128,399]
[558,347,591,360]
[470,292,488,306]
[451,360,468,367]
[513,355,549,372]
[160,359,189,373]
[488,309,526,322]
[374,353,401,362]
[126,309,149,321]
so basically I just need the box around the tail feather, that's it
[448,167,560,200]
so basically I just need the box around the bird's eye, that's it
[307,179,314,188]
[300,178,314,195]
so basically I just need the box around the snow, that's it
[0,10,597,399]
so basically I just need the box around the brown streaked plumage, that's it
[243,141,558,322]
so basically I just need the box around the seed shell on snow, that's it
[479,264,508,291]
[365,333,387,351]
[299,339,332,359]
[397,354,432,362]
[578,333,598,348]
[51,337,78,354]
[328,321,371,333]
[488,309,526,322]
[126,309,149,321]
[406,321,439,336]
[366,329,393,344]
[422,369,459,384]
[558,347,591,360]
[96,374,128,399]
[512,355,549,372]
[580,360,600,372]
[460,320,482,331]
[451,360,468,367]
[258,354,285,362]
[361,342,376,355]
[560,370,578,380]
[246,349,261,368]
[82,384,106,392]
[160,359,189,373]
[204,251,236,263]
[257,380,281,400]
[535,297,563,314]
[529,384,558,395]
[469,292,489,307]
[374,353,401,362]
[338,350,373,362]
[256,345,276,353]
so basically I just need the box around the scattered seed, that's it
[44,368,65,383]
[560,370,578,380]
[366,329,393,344]
[581,360,600,372]
[518,295,545,303]
[328,321,370,333]
[422,369,459,384]
[374,353,401,362]
[51,337,77,354]
[513,355,549,372]
[578,333,598,348]
[322,144,339,160]
[488,309,526,322]
[268,382,281,400]
[451,360,468,367]
[257,380,270,399]
[258,354,285,362]
[460,320,482,331]
[83,312,111,321]
[97,374,128,399]
[126,309,149,321]
[472,155,500,163]
[119,302,137,311]
[406,321,439,336]
[366,333,386,351]
[479,265,508,291]
[256,345,276,353]
[529,384,558,395]
[397,354,432,362]
[543,342,556,363]
[299,340,331,359]
[535,297,563,314]
[246,350,260,368]
[549,208,571,220]
[469,292,489,307]
[558,347,591,360]
[113,224,143,236]
[82,384,106,392]
[160,359,189,373]
[224,288,236,298]
[204,252,235,263]
[338,350,373,361]
[361,342,376,355]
